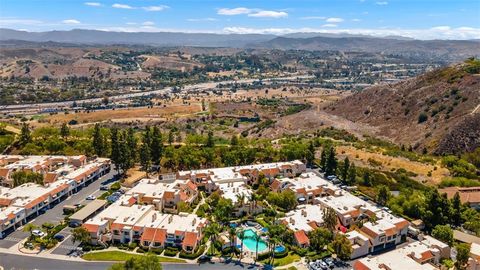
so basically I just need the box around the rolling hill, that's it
[326,59,480,154]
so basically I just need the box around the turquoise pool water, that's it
[239,229,268,252]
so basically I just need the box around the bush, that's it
[150,247,164,254]
[164,248,178,257]
[128,243,137,250]
[418,113,428,123]
[179,245,206,259]
[110,182,121,191]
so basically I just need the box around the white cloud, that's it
[187,18,218,22]
[126,22,137,25]
[112,3,134,9]
[248,11,288,18]
[376,1,388,5]
[0,19,43,25]
[84,2,101,7]
[352,19,362,22]
[217,7,252,15]
[62,19,81,24]
[222,26,480,40]
[142,21,155,26]
[326,17,344,23]
[143,5,169,12]
[300,16,326,20]
[431,26,451,31]
[322,24,338,28]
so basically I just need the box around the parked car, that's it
[53,234,65,241]
[197,255,212,263]
[324,257,335,268]
[69,221,81,228]
[31,229,46,237]
[99,185,109,191]
[86,195,96,200]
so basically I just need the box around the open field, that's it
[44,104,203,125]
[336,145,450,185]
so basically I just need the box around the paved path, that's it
[0,252,262,270]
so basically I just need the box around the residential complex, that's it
[353,235,450,270]
[0,155,111,238]
[439,186,480,210]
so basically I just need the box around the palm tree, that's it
[253,233,262,264]
[23,223,38,241]
[204,223,220,255]
[238,229,246,262]
[228,227,236,257]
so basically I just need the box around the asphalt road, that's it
[0,253,264,270]
[0,167,116,250]
[0,75,313,112]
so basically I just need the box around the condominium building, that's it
[353,236,450,270]
[0,155,111,238]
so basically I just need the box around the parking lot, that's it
[0,166,116,251]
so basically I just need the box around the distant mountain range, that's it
[0,28,479,61]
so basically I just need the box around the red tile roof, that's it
[353,260,371,270]
[141,227,167,244]
[183,232,198,248]
[294,230,310,245]
[83,224,100,233]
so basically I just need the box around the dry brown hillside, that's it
[326,60,480,154]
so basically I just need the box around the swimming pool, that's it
[239,229,268,253]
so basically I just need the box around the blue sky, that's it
[0,0,479,39]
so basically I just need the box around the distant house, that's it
[439,187,480,209]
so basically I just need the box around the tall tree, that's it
[451,192,463,227]
[110,128,121,174]
[308,227,333,251]
[455,243,471,270]
[60,123,69,141]
[363,171,371,187]
[150,126,163,166]
[422,189,451,232]
[92,124,105,157]
[320,147,328,171]
[126,128,137,167]
[230,135,239,146]
[332,234,353,260]
[431,225,454,246]
[71,227,91,245]
[139,134,151,176]
[323,207,338,233]
[347,163,357,185]
[325,146,337,176]
[19,123,31,145]
[306,141,315,166]
[376,185,390,206]
[341,157,350,182]
[206,130,215,147]
[109,255,163,270]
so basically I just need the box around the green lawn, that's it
[82,250,186,263]
[271,253,301,267]
[262,252,301,267]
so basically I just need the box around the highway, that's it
[0,75,313,112]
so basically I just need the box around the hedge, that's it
[179,245,206,259]
[150,247,164,255]
[164,248,178,257]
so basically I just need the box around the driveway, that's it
[0,167,116,250]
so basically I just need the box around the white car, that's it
[31,229,46,237]
[86,195,96,200]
